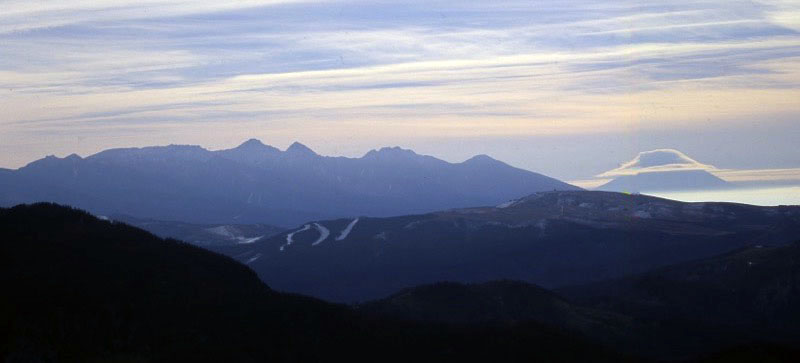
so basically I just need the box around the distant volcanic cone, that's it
[597,149,730,192]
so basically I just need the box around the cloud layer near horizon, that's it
[1,0,799,179]
[579,148,800,189]
[598,149,717,177]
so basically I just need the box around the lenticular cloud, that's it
[598,149,717,177]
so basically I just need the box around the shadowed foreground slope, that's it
[559,241,800,359]
[0,203,619,362]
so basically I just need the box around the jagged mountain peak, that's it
[463,154,500,164]
[84,144,213,164]
[22,153,83,169]
[230,138,280,152]
[4,141,578,226]
[363,146,419,159]
[238,138,266,148]
[285,141,317,156]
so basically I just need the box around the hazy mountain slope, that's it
[110,214,284,247]
[216,191,800,302]
[0,140,578,226]
[596,149,732,192]
[0,203,621,362]
[598,169,731,192]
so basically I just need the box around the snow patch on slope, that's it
[311,223,330,246]
[280,224,311,251]
[207,225,236,238]
[336,218,360,241]
[245,253,262,264]
[237,235,263,244]
[496,200,520,209]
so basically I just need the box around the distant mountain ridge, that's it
[215,190,800,302]
[0,139,578,226]
[109,214,285,247]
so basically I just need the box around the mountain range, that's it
[0,203,624,362]
[0,139,577,227]
[213,190,800,302]
[5,203,800,361]
[5,140,800,361]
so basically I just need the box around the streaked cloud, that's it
[0,0,310,34]
[714,168,800,184]
[0,0,799,180]
[759,0,800,31]
[598,149,717,177]
[586,149,800,188]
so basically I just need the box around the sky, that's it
[1,0,799,184]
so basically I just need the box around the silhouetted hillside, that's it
[358,280,640,350]
[560,241,800,358]
[360,280,574,324]
[359,271,800,361]
[1,203,620,362]
[562,241,800,332]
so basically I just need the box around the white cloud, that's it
[0,0,799,171]
[592,149,800,186]
[598,149,717,177]
[0,0,313,34]
[758,0,800,31]
[714,168,800,183]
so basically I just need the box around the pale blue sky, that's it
[1,0,799,182]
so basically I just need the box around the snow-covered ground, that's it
[245,253,262,264]
[311,223,330,246]
[237,235,263,244]
[496,200,519,209]
[335,218,359,241]
[206,225,237,238]
[280,224,311,251]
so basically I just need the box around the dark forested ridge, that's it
[1,203,621,362]
[360,264,800,361]
[559,241,800,357]
[4,203,800,361]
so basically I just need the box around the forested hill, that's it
[0,203,618,362]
